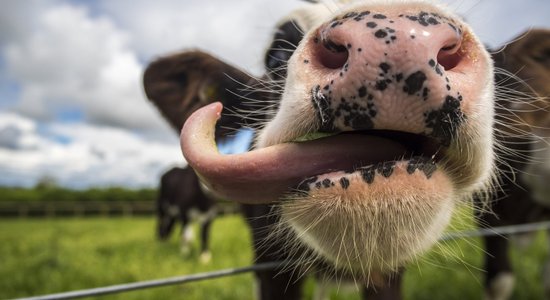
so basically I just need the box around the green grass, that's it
[0,216,254,300]
[1,212,549,299]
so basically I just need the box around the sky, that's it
[0,0,549,189]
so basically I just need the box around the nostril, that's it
[312,37,349,70]
[437,42,462,71]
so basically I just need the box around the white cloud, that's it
[0,112,41,150]
[0,0,60,47]
[0,112,183,189]
[98,0,305,75]
[440,0,550,49]
[4,3,172,134]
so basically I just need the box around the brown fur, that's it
[479,28,550,300]
[143,51,269,138]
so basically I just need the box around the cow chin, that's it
[277,162,455,277]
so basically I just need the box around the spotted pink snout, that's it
[295,10,474,145]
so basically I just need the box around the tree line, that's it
[0,186,157,203]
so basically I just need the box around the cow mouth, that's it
[330,129,444,162]
[180,102,446,204]
[295,129,443,171]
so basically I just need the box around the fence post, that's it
[19,205,29,218]
[46,205,55,218]
[122,204,132,217]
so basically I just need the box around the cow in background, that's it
[156,166,216,262]
[155,128,252,261]
[478,28,550,300]
[144,50,259,262]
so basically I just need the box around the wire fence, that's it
[440,221,550,241]
[13,221,550,300]
[15,262,285,300]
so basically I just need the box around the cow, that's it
[156,166,217,263]
[144,1,497,299]
[477,28,550,300]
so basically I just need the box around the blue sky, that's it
[0,0,549,189]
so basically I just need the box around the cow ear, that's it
[143,50,267,136]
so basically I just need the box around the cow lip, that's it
[181,103,444,204]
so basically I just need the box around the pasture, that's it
[1,212,548,299]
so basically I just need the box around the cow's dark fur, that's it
[477,28,550,299]
[156,166,215,257]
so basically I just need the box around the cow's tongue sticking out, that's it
[180,102,408,204]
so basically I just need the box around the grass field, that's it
[1,212,549,299]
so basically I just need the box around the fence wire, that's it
[14,221,550,300]
[440,221,550,241]
[14,261,285,300]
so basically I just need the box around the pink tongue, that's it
[180,103,407,204]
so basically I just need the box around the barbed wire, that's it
[13,221,550,300]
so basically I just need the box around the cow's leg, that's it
[241,204,304,300]
[254,270,303,300]
[483,235,515,300]
[361,271,403,300]
[180,214,193,255]
[199,208,217,264]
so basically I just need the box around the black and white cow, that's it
[477,28,550,300]
[145,1,497,299]
[156,166,216,262]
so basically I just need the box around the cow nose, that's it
[298,10,467,141]
[311,14,462,73]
